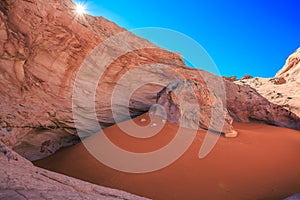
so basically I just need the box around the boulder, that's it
[269,77,287,85]
[241,74,253,80]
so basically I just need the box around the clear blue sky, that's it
[75,0,300,78]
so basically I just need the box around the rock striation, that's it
[0,0,186,159]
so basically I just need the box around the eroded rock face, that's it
[225,80,300,129]
[156,70,300,137]
[0,142,147,200]
[0,0,185,159]
[276,48,300,80]
[12,129,79,161]
[156,79,237,137]
[236,48,300,117]
[222,75,237,82]
[0,0,235,159]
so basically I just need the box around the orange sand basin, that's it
[34,114,300,200]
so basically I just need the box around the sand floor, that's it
[34,114,300,200]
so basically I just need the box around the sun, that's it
[75,2,87,16]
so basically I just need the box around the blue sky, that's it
[75,0,300,78]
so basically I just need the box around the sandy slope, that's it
[34,114,300,200]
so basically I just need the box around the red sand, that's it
[34,114,300,200]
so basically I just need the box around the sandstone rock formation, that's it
[241,74,253,80]
[156,69,300,137]
[222,75,237,82]
[1,0,300,198]
[0,0,234,161]
[236,48,300,117]
[1,0,300,163]
[276,48,300,80]
[0,0,187,160]
[0,142,146,200]
[225,80,300,129]
[269,77,287,85]
[156,79,237,137]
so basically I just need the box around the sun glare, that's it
[75,3,86,15]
